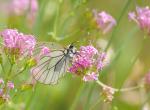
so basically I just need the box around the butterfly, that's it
[31,42,77,85]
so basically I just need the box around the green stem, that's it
[84,83,95,110]
[7,64,13,79]
[25,85,37,110]
[96,80,143,92]
[105,0,132,52]
[12,64,27,79]
[89,96,102,110]
[1,63,6,75]
[52,0,61,40]
[70,83,85,110]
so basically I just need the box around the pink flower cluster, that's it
[9,0,38,27]
[83,72,99,82]
[69,45,107,82]
[93,10,116,34]
[10,0,38,16]
[97,52,107,70]
[145,71,150,85]
[128,6,150,35]
[1,29,36,57]
[0,79,14,102]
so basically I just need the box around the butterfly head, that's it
[65,43,76,58]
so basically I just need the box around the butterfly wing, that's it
[31,42,69,85]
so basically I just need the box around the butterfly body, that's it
[64,44,76,58]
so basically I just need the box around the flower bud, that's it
[7,81,14,90]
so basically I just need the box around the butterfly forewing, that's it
[31,42,70,85]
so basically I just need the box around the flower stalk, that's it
[96,80,144,92]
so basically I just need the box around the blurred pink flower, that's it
[97,52,107,70]
[27,0,39,27]
[83,72,98,82]
[2,94,10,101]
[128,6,150,35]
[10,0,29,16]
[93,10,116,34]
[0,78,4,85]
[7,81,14,89]
[102,87,115,102]
[9,0,38,27]
[1,29,36,56]
[10,0,38,15]
[0,89,3,96]
[145,71,150,85]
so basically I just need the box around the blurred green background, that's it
[0,0,150,110]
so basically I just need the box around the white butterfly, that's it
[31,42,77,85]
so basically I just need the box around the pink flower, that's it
[128,6,150,35]
[40,46,50,56]
[1,29,36,57]
[80,45,98,57]
[7,81,14,89]
[83,72,99,82]
[69,45,98,74]
[128,12,136,21]
[27,0,39,27]
[97,52,107,70]
[1,29,19,48]
[69,45,108,81]
[102,87,115,102]
[19,35,36,56]
[93,10,116,34]
[10,0,38,16]
[0,89,3,96]
[145,71,150,85]
[10,0,29,16]
[0,78,4,85]
[9,0,38,28]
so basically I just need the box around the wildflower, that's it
[0,78,4,85]
[19,35,36,56]
[69,45,107,82]
[128,6,150,35]
[40,46,51,56]
[7,81,14,89]
[101,87,115,102]
[145,71,150,85]
[10,0,38,16]
[1,29,36,57]
[69,45,98,74]
[9,0,38,27]
[10,0,29,16]
[93,10,116,34]
[80,45,98,57]
[2,94,10,101]
[143,71,150,91]
[27,0,38,26]
[97,52,107,70]
[0,89,3,96]
[83,72,99,81]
